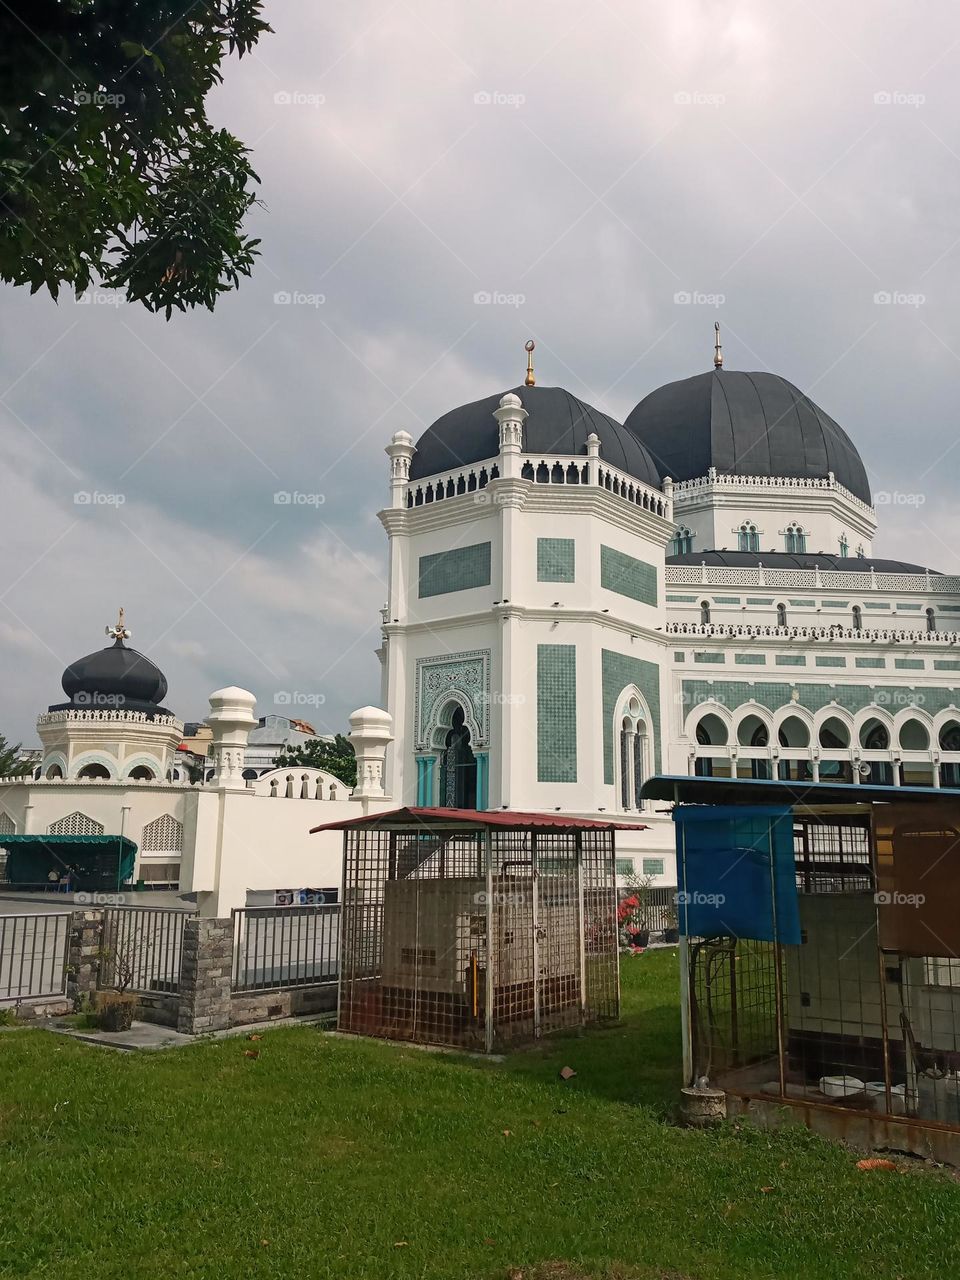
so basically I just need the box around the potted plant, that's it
[97,931,140,1032]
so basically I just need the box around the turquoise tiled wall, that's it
[600,545,657,605]
[855,657,885,669]
[816,656,846,667]
[896,658,924,670]
[418,542,491,598]
[935,660,960,672]
[537,644,578,782]
[537,537,575,583]
[735,654,766,665]
[776,655,806,666]
[694,652,724,664]
[601,650,661,783]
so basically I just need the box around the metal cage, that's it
[327,810,622,1051]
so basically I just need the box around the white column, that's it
[206,687,257,791]
[386,430,416,509]
[348,706,394,800]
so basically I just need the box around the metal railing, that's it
[100,906,186,994]
[232,905,340,993]
[0,912,70,1001]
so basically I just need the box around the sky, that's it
[3,0,960,744]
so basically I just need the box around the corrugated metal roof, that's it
[310,806,645,834]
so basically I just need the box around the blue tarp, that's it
[674,805,801,944]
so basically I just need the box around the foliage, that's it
[0,1,271,316]
[0,734,37,778]
[274,733,357,787]
[0,1007,18,1026]
[1,955,959,1279]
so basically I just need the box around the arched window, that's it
[77,763,111,780]
[128,765,155,781]
[695,713,728,746]
[671,526,693,556]
[927,607,937,633]
[839,534,849,558]
[852,605,863,632]
[776,603,788,628]
[819,717,850,749]
[778,715,810,748]
[617,696,649,810]
[784,523,807,554]
[737,521,760,552]
[699,600,711,625]
[45,764,63,779]
[860,718,889,750]
[440,705,477,809]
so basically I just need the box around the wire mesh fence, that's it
[232,905,340,992]
[0,912,70,1001]
[339,819,620,1051]
[100,906,185,994]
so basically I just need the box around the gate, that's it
[0,912,70,1001]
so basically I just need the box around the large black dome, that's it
[54,638,171,716]
[409,385,662,488]
[624,370,870,504]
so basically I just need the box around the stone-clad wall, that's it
[177,917,233,1034]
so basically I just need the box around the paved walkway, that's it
[45,1013,332,1052]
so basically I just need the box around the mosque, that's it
[2,329,958,904]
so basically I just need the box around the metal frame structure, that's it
[312,808,627,1052]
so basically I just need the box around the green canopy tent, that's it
[0,834,137,891]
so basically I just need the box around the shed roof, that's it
[310,806,645,834]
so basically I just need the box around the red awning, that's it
[310,806,646,834]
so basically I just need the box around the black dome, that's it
[54,639,171,716]
[624,370,871,504]
[409,385,662,488]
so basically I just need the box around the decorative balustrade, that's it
[669,469,875,516]
[666,563,960,594]
[404,455,670,518]
[36,709,184,730]
[666,621,960,644]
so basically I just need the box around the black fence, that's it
[0,912,70,1001]
[100,906,186,994]
[231,905,340,993]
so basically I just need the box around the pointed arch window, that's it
[776,603,788,629]
[671,526,693,556]
[700,600,711,626]
[927,607,937,634]
[784,523,807,554]
[617,695,649,811]
[852,605,863,632]
[737,521,760,553]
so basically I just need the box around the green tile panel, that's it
[600,545,657,605]
[934,661,960,672]
[735,654,766,665]
[897,603,922,611]
[602,651,661,784]
[895,659,924,670]
[694,652,725,664]
[537,645,578,782]
[816,656,846,667]
[537,537,575,583]
[864,602,890,610]
[711,596,741,604]
[855,657,886,669]
[673,652,686,662]
[746,598,774,605]
[418,542,491,598]
[666,594,697,603]
[776,655,806,666]
[788,599,815,607]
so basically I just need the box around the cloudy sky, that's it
[3,0,960,744]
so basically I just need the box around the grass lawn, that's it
[1,950,958,1280]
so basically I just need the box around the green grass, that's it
[0,952,958,1280]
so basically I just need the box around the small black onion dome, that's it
[408,384,662,488]
[624,369,871,504]
[53,637,172,716]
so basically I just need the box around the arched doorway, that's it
[440,705,477,809]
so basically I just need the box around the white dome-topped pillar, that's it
[386,431,416,508]
[493,391,528,480]
[206,687,257,790]
[348,706,394,799]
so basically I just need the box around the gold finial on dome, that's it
[524,339,536,387]
[713,321,723,370]
[105,607,131,644]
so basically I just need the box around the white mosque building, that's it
[374,332,960,880]
[2,331,959,906]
